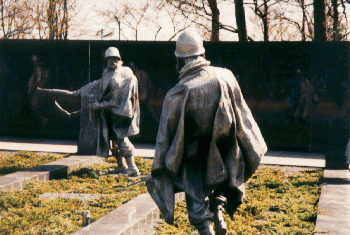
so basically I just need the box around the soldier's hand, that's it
[71,110,81,117]
[90,101,100,111]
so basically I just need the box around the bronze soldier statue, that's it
[38,47,140,177]
[145,29,267,234]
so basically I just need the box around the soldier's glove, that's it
[90,101,100,111]
[151,169,163,178]
[71,110,81,117]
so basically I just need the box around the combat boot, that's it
[109,156,127,174]
[124,154,140,177]
[214,205,227,235]
[196,220,215,235]
[109,145,128,174]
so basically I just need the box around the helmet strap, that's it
[176,58,185,73]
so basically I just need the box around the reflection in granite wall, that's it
[0,40,348,165]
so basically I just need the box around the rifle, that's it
[127,175,151,187]
[37,87,81,117]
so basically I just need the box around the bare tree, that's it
[208,0,220,41]
[156,1,200,41]
[273,0,314,41]
[332,0,339,37]
[101,0,254,41]
[326,0,349,41]
[263,0,350,41]
[294,0,313,41]
[31,0,48,39]
[169,0,257,41]
[27,0,80,39]
[120,2,150,41]
[0,0,34,39]
[165,0,212,39]
[47,0,71,39]
[235,0,248,41]
[166,0,249,41]
[100,0,165,41]
[314,0,326,41]
[247,0,284,41]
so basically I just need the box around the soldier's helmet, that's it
[175,29,205,58]
[105,47,121,59]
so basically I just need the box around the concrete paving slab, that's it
[0,137,78,153]
[74,192,185,235]
[315,169,350,235]
[261,151,326,167]
[0,137,156,157]
[0,155,100,191]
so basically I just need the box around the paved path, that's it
[0,155,100,191]
[0,137,156,158]
[0,137,325,167]
[315,169,350,235]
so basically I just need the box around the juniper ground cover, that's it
[0,152,322,234]
[154,166,323,235]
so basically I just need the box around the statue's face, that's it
[107,57,120,70]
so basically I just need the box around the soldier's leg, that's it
[110,140,128,174]
[209,189,227,235]
[186,194,215,235]
[116,137,140,177]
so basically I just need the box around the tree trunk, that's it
[235,0,248,42]
[263,0,268,41]
[301,0,306,41]
[0,0,5,38]
[314,0,326,41]
[48,0,56,39]
[332,0,339,40]
[63,0,68,39]
[208,0,220,41]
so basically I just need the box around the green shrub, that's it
[154,167,323,235]
[0,156,152,234]
[0,151,66,176]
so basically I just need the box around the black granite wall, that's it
[0,40,348,165]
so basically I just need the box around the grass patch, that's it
[0,151,67,176]
[0,156,152,234]
[154,167,323,235]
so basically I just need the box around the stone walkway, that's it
[315,169,350,235]
[0,155,101,191]
[0,137,348,234]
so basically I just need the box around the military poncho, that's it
[147,57,267,224]
[76,64,140,158]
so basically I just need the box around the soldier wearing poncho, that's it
[146,30,267,234]
[38,47,140,177]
